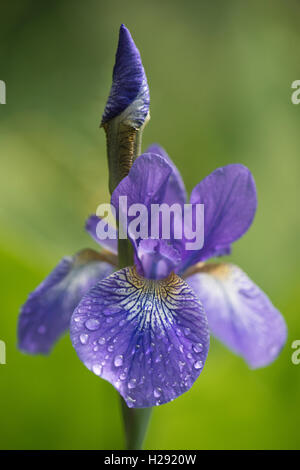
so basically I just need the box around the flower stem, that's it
[103,99,152,450]
[120,398,153,450]
[117,237,153,450]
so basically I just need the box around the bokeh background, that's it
[0,0,299,449]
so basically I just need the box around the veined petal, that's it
[180,164,257,271]
[18,249,114,354]
[111,152,185,209]
[136,239,181,280]
[186,263,287,368]
[70,267,209,408]
[145,144,187,205]
[101,24,149,128]
[111,153,185,278]
[85,215,118,255]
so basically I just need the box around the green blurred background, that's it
[0,0,299,449]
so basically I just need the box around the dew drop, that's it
[107,344,114,352]
[79,333,89,345]
[85,318,100,331]
[154,387,162,398]
[194,360,203,369]
[98,337,106,345]
[184,327,191,336]
[128,378,137,389]
[120,372,127,381]
[92,364,102,376]
[155,354,162,363]
[114,355,123,367]
[193,343,203,353]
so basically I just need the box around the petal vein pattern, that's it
[70,267,209,407]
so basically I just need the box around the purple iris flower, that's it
[18,24,286,410]
[76,147,286,407]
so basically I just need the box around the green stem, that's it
[120,398,153,450]
[117,237,153,450]
[103,106,152,450]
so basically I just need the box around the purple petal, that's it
[85,215,118,255]
[145,144,187,205]
[135,239,181,280]
[18,250,114,354]
[111,152,185,209]
[70,267,209,407]
[179,164,257,271]
[111,153,185,278]
[186,263,287,368]
[101,24,149,128]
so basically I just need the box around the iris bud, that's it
[101,24,150,193]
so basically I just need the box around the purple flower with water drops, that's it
[73,144,287,407]
[18,24,287,414]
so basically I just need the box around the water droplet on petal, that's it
[184,327,191,336]
[85,318,100,331]
[120,372,127,381]
[92,364,102,376]
[194,360,203,369]
[154,387,161,398]
[98,337,106,345]
[114,355,123,367]
[128,378,137,389]
[193,343,203,353]
[79,333,89,345]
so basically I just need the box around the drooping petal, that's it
[145,144,187,205]
[18,249,114,354]
[70,267,209,407]
[186,263,287,368]
[179,164,257,271]
[101,24,149,128]
[85,215,118,255]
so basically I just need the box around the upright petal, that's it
[111,152,185,209]
[101,24,149,128]
[179,164,257,271]
[70,267,209,408]
[136,239,181,280]
[186,263,287,368]
[18,249,114,354]
[85,215,118,255]
[111,153,185,278]
[145,144,187,205]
